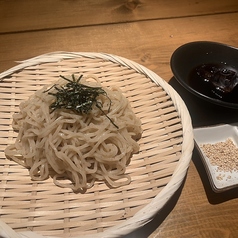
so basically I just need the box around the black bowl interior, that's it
[170,41,238,109]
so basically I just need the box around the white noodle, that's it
[5,75,142,193]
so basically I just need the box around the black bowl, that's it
[170,41,238,109]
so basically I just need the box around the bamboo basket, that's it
[0,52,194,238]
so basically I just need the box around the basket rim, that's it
[0,52,194,238]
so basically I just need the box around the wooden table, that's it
[1,1,238,237]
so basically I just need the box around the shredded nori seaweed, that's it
[45,74,118,128]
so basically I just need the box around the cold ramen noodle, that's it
[5,75,142,193]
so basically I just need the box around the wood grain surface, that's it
[1,0,238,237]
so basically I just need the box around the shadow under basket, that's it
[0,52,194,238]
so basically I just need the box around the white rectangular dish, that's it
[194,123,238,192]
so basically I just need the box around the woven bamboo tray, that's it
[0,52,194,238]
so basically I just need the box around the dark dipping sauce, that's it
[188,63,238,104]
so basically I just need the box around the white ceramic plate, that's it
[193,123,238,192]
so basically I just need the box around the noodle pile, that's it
[5,75,142,193]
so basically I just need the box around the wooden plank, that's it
[0,0,238,33]
[0,13,238,81]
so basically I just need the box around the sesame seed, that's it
[200,138,238,173]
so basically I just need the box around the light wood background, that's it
[1,1,238,237]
